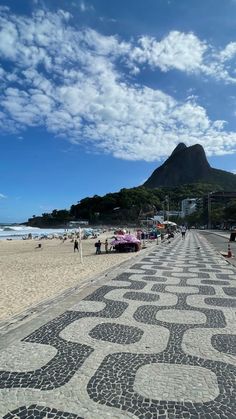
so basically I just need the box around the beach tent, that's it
[111,234,141,252]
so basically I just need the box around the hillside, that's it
[144,143,236,189]
[27,143,236,227]
[27,183,222,227]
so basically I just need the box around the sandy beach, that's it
[0,233,152,321]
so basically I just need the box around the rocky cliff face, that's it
[144,143,236,189]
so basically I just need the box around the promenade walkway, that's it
[0,232,235,418]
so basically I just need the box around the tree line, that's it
[27,183,236,228]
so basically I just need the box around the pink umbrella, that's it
[110,234,140,245]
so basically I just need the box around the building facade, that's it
[181,198,198,217]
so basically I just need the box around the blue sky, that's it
[1,0,236,222]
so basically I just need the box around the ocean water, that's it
[0,225,76,240]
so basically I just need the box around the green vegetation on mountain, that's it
[27,143,236,228]
[27,183,225,227]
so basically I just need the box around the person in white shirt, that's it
[180,225,187,239]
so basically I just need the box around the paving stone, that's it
[1,232,235,419]
[211,335,236,356]
[89,322,144,344]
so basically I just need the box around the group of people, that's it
[95,239,109,254]
[73,238,110,254]
[73,226,187,254]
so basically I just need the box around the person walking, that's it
[104,239,109,254]
[74,239,79,252]
[180,225,187,239]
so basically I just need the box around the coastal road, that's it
[199,229,236,268]
[0,231,235,418]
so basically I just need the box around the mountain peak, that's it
[171,143,187,156]
[144,143,236,189]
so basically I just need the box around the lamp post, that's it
[162,201,165,222]
[208,192,212,230]
[165,196,169,222]
[79,227,83,264]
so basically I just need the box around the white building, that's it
[155,210,182,220]
[181,198,197,217]
[68,220,89,227]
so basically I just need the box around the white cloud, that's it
[129,31,207,73]
[0,193,7,199]
[127,31,236,83]
[219,42,236,62]
[99,16,117,23]
[0,8,236,161]
[79,1,94,13]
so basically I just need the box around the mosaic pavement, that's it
[0,232,235,418]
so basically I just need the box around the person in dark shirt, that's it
[74,239,79,252]
[95,240,102,254]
